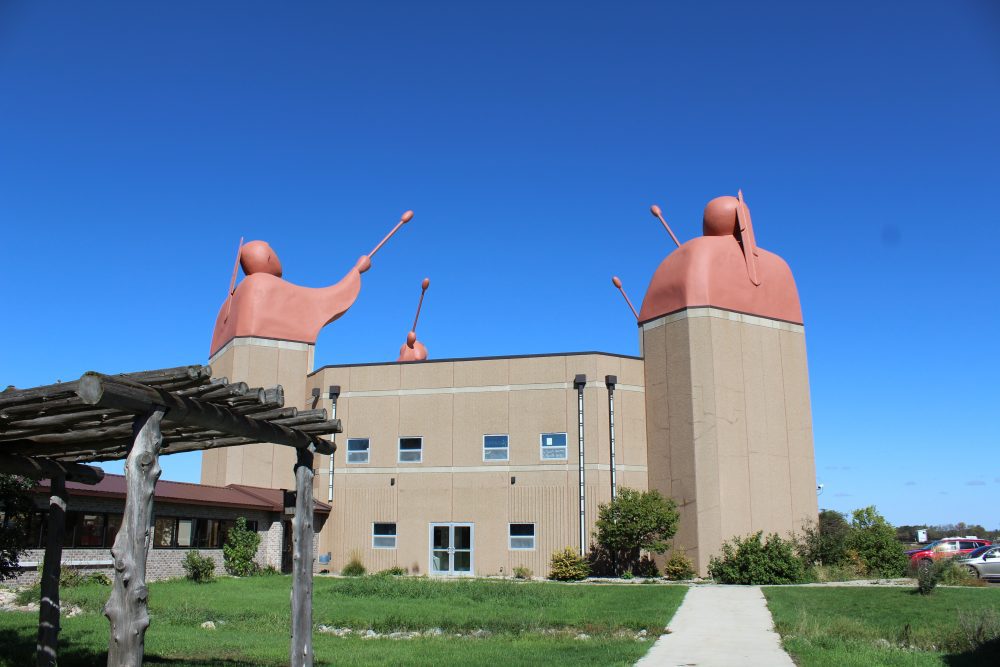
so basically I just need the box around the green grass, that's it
[0,576,687,666]
[764,586,1000,666]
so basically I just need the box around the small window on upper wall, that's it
[539,433,567,460]
[483,434,509,462]
[373,522,397,549]
[398,437,423,463]
[346,438,370,464]
[509,523,536,550]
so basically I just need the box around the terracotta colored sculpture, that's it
[638,193,802,324]
[210,211,413,356]
[397,278,430,362]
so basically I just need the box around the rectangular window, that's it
[176,519,194,547]
[346,438,370,464]
[77,514,106,547]
[539,433,568,460]
[398,437,423,463]
[194,518,221,548]
[483,434,509,462]
[509,523,536,550]
[373,522,397,549]
[106,514,123,548]
[154,517,176,548]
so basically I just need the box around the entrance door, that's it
[429,523,473,576]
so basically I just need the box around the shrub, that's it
[620,570,634,580]
[593,488,679,576]
[182,550,216,583]
[0,474,33,581]
[258,564,281,577]
[512,566,532,580]
[845,506,908,577]
[86,572,112,586]
[662,550,696,581]
[341,555,366,577]
[222,517,261,577]
[708,531,805,585]
[59,566,84,587]
[796,509,852,567]
[917,558,944,595]
[938,560,986,587]
[375,566,407,576]
[548,547,590,581]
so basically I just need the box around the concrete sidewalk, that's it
[635,585,795,666]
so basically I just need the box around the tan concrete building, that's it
[202,194,819,576]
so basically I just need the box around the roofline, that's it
[308,350,643,376]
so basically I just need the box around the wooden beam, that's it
[36,475,66,667]
[0,454,104,485]
[290,448,315,667]
[77,373,335,455]
[105,408,165,667]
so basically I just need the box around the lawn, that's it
[764,586,1000,666]
[0,575,687,666]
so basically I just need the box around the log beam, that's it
[290,448,315,667]
[104,408,165,667]
[0,454,104,485]
[36,475,66,667]
[77,373,334,455]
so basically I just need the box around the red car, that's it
[907,538,992,568]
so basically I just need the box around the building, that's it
[201,194,818,576]
[11,474,329,584]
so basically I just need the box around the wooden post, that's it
[36,475,66,667]
[104,407,165,667]
[290,448,315,667]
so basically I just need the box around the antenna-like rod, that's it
[411,277,430,333]
[224,236,244,323]
[369,210,414,260]
[649,204,681,248]
[612,276,639,321]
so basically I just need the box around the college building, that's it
[200,193,819,577]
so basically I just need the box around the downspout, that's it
[574,374,587,555]
[327,385,340,503]
[605,375,618,501]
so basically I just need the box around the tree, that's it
[0,474,34,581]
[798,509,851,566]
[593,488,679,575]
[222,517,261,576]
[845,505,908,577]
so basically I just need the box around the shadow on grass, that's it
[943,637,1000,666]
[0,629,268,667]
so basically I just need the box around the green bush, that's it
[708,531,805,585]
[0,474,33,581]
[662,550,696,581]
[620,570,634,580]
[548,547,590,581]
[182,549,216,583]
[375,566,407,576]
[86,572,111,586]
[258,564,281,577]
[512,566,532,580]
[917,558,944,595]
[341,556,366,577]
[844,506,908,577]
[59,566,84,588]
[222,517,261,577]
[593,488,679,576]
[796,509,852,567]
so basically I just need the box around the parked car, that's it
[956,545,1000,580]
[906,538,992,569]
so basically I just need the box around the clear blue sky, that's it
[2,2,997,529]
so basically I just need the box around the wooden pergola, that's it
[0,365,339,667]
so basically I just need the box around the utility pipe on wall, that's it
[605,375,618,501]
[327,385,340,503]
[574,374,587,555]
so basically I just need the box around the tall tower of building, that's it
[639,194,817,574]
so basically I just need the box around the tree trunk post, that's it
[36,475,67,667]
[104,407,165,667]
[290,448,315,667]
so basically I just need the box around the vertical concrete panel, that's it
[779,329,819,528]
[760,326,793,536]
[687,316,721,574]
[510,484,571,578]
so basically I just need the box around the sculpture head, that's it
[240,241,283,277]
[703,196,740,237]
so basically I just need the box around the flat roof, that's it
[309,350,643,376]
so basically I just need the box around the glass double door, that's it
[429,523,473,576]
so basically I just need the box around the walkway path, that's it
[635,585,795,666]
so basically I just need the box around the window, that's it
[346,438,370,464]
[398,437,423,463]
[373,523,397,549]
[539,433,567,460]
[509,523,535,550]
[77,514,106,547]
[176,519,194,547]
[194,519,221,548]
[483,434,509,462]
[154,517,176,548]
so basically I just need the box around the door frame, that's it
[428,522,474,577]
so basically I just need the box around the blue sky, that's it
[2,2,997,529]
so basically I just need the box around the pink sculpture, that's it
[638,193,803,324]
[210,211,414,356]
[397,278,430,362]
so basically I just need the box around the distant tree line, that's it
[896,522,1000,543]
